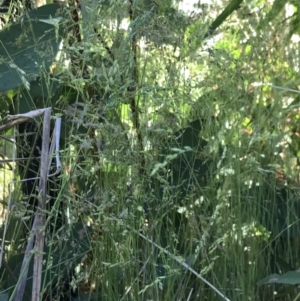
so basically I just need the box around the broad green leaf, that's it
[0,4,64,92]
[257,273,280,285]
[257,270,300,285]
[17,76,60,114]
[277,271,300,284]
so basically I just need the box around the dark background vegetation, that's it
[1,0,300,300]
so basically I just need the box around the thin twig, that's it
[136,231,230,301]
[111,214,230,301]
[0,108,51,132]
